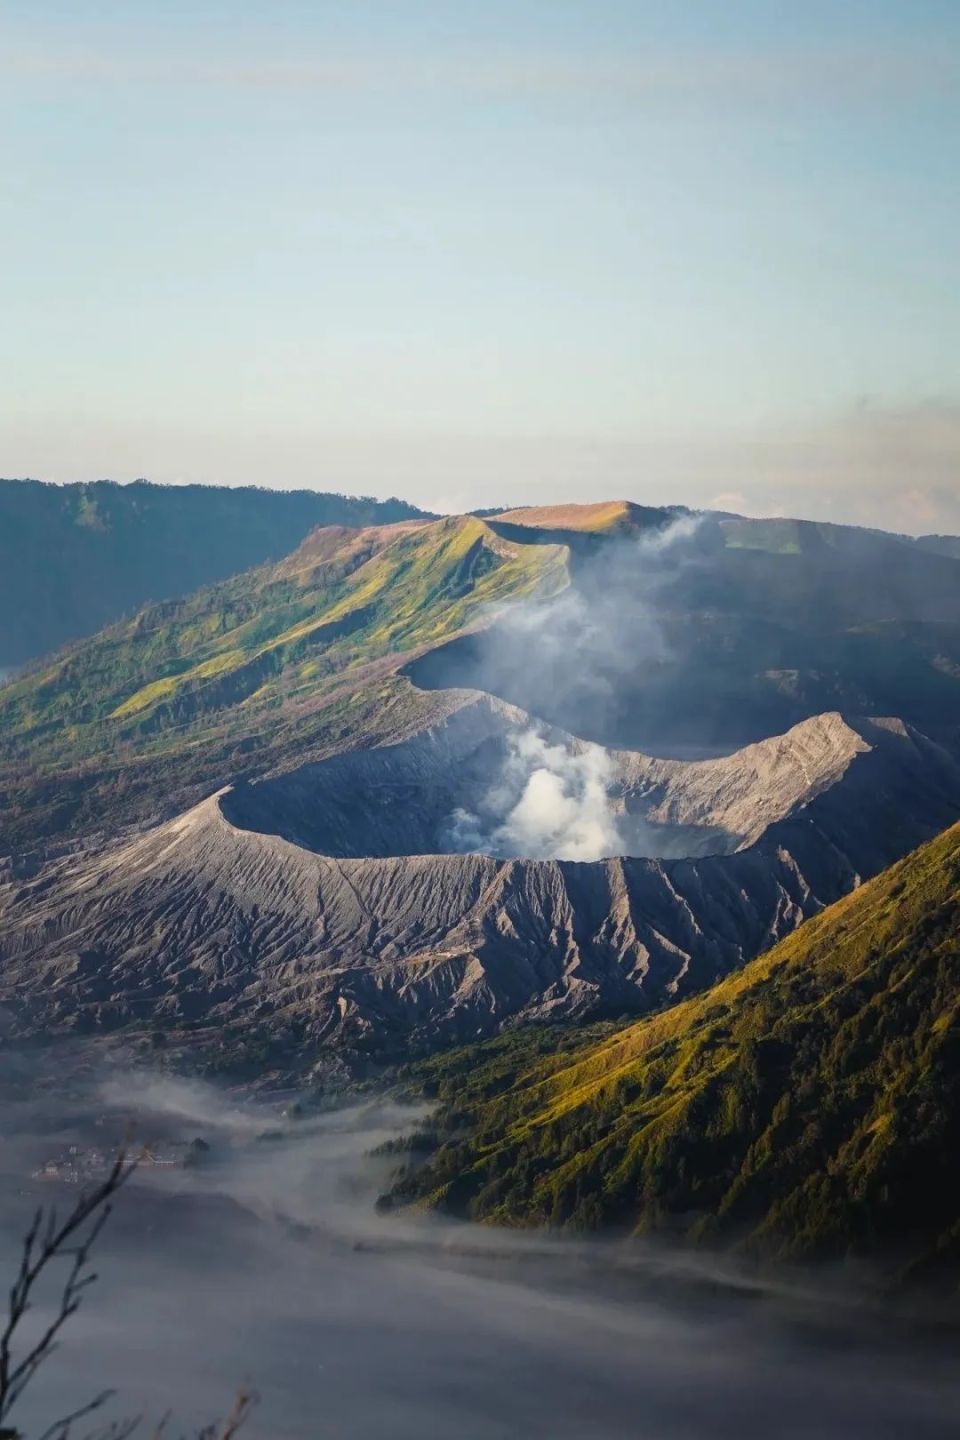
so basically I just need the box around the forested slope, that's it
[393,823,960,1284]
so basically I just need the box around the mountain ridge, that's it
[0,476,430,670]
[0,514,566,852]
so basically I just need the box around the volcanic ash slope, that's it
[1,698,959,1051]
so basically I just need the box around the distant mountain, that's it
[1,503,958,854]
[0,477,428,669]
[390,822,960,1287]
[916,534,960,561]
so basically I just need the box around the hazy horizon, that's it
[2,2,958,535]
[3,465,958,540]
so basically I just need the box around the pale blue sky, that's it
[2,2,959,530]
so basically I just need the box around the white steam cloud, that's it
[440,517,713,860]
[448,729,623,861]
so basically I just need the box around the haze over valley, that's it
[6,1057,960,1440]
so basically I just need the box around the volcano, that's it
[2,692,959,1053]
[2,504,960,1058]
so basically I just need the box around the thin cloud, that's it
[6,399,959,537]
[719,400,960,535]
[3,36,959,107]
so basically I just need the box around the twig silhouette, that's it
[0,1148,257,1440]
[0,1148,137,1436]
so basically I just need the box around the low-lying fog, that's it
[2,1049,958,1440]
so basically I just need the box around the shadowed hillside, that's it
[0,477,428,669]
[411,507,960,752]
[391,823,960,1286]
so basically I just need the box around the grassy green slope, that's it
[393,823,960,1280]
[0,477,428,667]
[0,516,567,850]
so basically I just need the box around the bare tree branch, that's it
[0,1149,256,1440]
[35,1390,117,1440]
[0,1149,137,1436]
[194,1389,257,1440]
[215,1389,256,1440]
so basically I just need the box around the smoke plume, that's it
[447,729,622,861]
[411,512,713,755]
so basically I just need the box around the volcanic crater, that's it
[217,695,867,863]
[2,692,960,1050]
